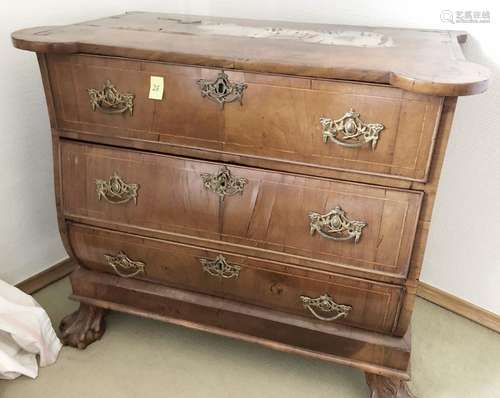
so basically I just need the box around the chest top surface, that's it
[12,11,488,96]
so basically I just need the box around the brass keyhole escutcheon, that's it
[197,71,247,108]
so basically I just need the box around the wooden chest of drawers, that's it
[13,12,488,397]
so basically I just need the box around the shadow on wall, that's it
[421,33,500,315]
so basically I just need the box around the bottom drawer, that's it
[67,223,403,334]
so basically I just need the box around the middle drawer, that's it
[61,140,422,281]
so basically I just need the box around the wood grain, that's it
[60,140,422,281]
[393,97,458,336]
[46,54,443,182]
[70,266,412,378]
[67,223,404,334]
[13,13,491,396]
[12,12,489,96]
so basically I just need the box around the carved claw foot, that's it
[365,374,416,398]
[59,304,106,349]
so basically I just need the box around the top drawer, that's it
[47,54,442,182]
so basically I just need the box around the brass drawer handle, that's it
[201,166,247,200]
[309,206,367,243]
[300,294,352,321]
[88,80,135,115]
[197,71,247,108]
[96,173,139,205]
[320,109,384,150]
[200,254,241,279]
[104,251,145,278]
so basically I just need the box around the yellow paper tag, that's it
[148,76,164,100]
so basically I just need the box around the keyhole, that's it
[270,282,284,295]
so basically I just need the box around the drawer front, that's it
[61,141,422,279]
[67,223,404,334]
[49,54,442,182]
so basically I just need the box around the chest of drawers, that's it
[12,12,488,397]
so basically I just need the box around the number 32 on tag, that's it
[149,76,164,100]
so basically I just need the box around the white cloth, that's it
[0,279,62,380]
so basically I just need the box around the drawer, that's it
[67,223,404,334]
[61,141,422,280]
[48,54,442,182]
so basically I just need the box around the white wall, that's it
[1,1,498,314]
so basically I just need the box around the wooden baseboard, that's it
[16,258,76,295]
[417,282,500,333]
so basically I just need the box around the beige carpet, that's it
[0,278,499,398]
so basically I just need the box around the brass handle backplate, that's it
[300,294,352,321]
[88,80,135,115]
[197,71,247,108]
[309,206,367,243]
[105,251,145,278]
[320,109,384,150]
[96,173,139,205]
[201,166,247,200]
[200,254,241,279]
